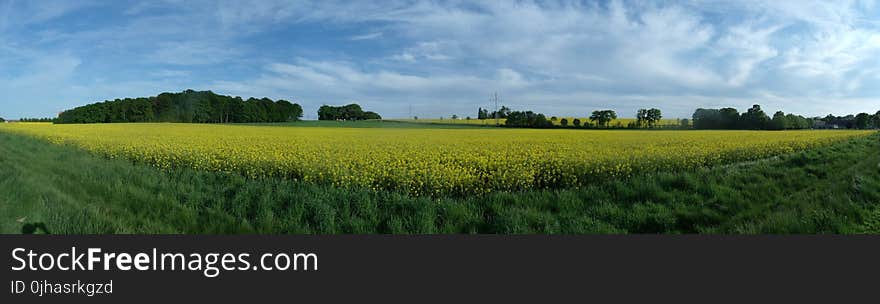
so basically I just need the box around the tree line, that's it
[692,105,880,130]
[477,106,512,119]
[480,104,880,130]
[19,118,55,123]
[0,117,53,123]
[821,112,880,129]
[317,104,381,120]
[56,90,303,124]
[499,108,678,129]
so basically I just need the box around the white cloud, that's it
[349,32,383,41]
[716,23,781,86]
[260,0,880,116]
[391,41,454,62]
[4,0,880,118]
[149,41,241,65]
[150,69,192,78]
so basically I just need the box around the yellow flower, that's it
[0,122,872,196]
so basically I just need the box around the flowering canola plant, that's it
[0,123,872,196]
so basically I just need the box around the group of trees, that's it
[476,106,512,120]
[56,90,303,124]
[635,108,663,128]
[504,111,554,128]
[476,103,880,131]
[19,118,55,123]
[692,105,813,130]
[857,111,880,129]
[317,104,381,121]
[589,110,618,128]
[822,112,880,129]
[871,112,879,128]
[503,108,651,129]
[503,108,662,129]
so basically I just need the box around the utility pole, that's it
[408,104,412,120]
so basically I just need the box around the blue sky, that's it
[2,0,880,119]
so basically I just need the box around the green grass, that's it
[1,131,878,234]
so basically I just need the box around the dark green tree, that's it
[477,108,489,120]
[646,108,662,128]
[718,108,740,129]
[741,105,770,130]
[874,111,880,128]
[363,111,381,120]
[57,90,302,124]
[505,111,553,128]
[318,104,381,120]
[589,110,617,128]
[770,111,787,130]
[855,113,872,129]
[692,108,721,129]
[489,106,511,119]
[636,109,648,127]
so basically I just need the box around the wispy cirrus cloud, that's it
[349,32,383,41]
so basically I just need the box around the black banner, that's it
[1,235,877,302]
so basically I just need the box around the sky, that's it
[1,0,880,120]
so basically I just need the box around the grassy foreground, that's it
[1,131,878,234]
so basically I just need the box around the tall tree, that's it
[719,108,740,129]
[489,106,511,119]
[636,109,648,127]
[692,108,721,129]
[646,108,662,128]
[855,113,872,129]
[770,111,787,130]
[477,107,492,120]
[874,111,880,128]
[741,104,770,130]
[589,110,617,128]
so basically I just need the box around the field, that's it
[0,123,871,197]
[1,127,878,234]
[387,118,504,126]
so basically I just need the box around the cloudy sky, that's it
[1,0,880,119]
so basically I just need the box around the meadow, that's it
[0,123,871,197]
[1,128,878,234]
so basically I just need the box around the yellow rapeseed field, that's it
[0,123,872,196]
